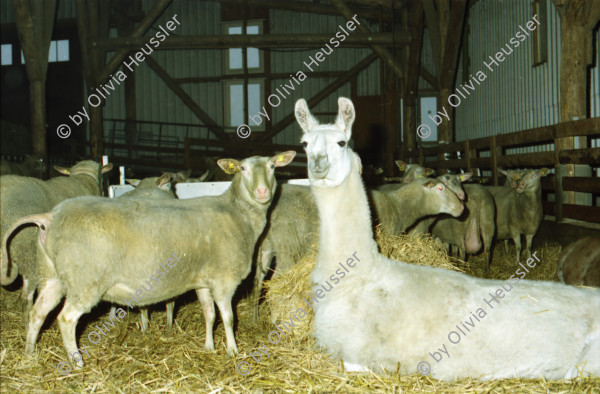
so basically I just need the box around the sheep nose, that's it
[458,192,465,201]
[256,187,269,199]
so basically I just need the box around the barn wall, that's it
[102,1,382,147]
[454,0,598,155]
[454,0,562,159]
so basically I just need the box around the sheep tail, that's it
[1,212,53,285]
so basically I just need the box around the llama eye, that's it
[338,141,346,147]
[302,141,308,148]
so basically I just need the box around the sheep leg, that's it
[458,247,466,261]
[504,240,511,254]
[511,232,522,264]
[166,301,174,330]
[215,297,238,355]
[109,306,117,320]
[25,278,62,354]
[196,288,215,351]
[252,248,272,322]
[524,233,534,260]
[140,308,149,332]
[21,278,35,325]
[57,300,85,368]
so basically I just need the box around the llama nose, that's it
[314,155,328,171]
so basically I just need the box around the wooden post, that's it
[12,0,57,162]
[552,0,600,221]
[491,135,498,186]
[465,139,471,172]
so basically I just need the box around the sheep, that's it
[486,168,549,263]
[119,173,177,331]
[395,160,435,183]
[252,179,464,321]
[556,236,600,287]
[432,174,496,272]
[296,96,599,380]
[0,155,47,178]
[1,152,295,367]
[0,160,113,322]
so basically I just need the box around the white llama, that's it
[296,97,600,381]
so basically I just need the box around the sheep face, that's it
[217,151,296,204]
[438,173,472,201]
[423,180,464,217]
[297,97,355,188]
[515,168,548,193]
[395,161,435,183]
[499,169,522,188]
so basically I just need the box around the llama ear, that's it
[295,99,318,133]
[335,97,355,137]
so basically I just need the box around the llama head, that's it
[296,97,356,187]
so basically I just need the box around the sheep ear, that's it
[101,164,113,174]
[512,173,520,180]
[499,168,508,176]
[126,179,141,187]
[198,170,210,182]
[295,99,318,133]
[460,172,472,182]
[539,168,549,176]
[423,180,436,188]
[272,151,296,167]
[395,160,407,171]
[54,166,71,176]
[424,167,435,176]
[335,97,355,138]
[217,159,241,174]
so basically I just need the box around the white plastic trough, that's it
[109,178,310,199]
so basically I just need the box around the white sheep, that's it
[1,152,295,367]
[296,97,599,380]
[0,160,113,322]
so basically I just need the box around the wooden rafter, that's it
[97,0,172,84]
[211,0,388,21]
[331,0,404,80]
[439,0,467,87]
[422,0,441,75]
[144,56,227,141]
[256,53,378,142]
[94,32,409,50]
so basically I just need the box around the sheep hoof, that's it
[226,346,238,356]
[204,343,215,351]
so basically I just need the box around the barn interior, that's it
[1,0,599,392]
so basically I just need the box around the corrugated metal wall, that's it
[454,0,599,160]
[455,0,564,158]
[101,2,382,146]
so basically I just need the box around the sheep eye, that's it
[270,164,275,169]
[338,141,346,147]
[240,166,245,171]
[438,186,444,191]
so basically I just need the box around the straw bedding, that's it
[1,228,598,392]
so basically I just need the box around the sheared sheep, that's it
[0,160,113,323]
[2,152,295,367]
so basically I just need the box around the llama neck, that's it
[310,153,379,274]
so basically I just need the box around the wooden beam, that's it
[144,56,227,140]
[558,147,600,164]
[439,0,467,87]
[562,204,600,223]
[419,66,439,91]
[562,177,600,194]
[422,0,441,75]
[403,1,424,154]
[97,0,172,84]
[212,0,388,21]
[257,53,378,142]
[330,0,404,80]
[174,70,347,84]
[94,32,409,50]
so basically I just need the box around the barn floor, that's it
[1,230,599,393]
